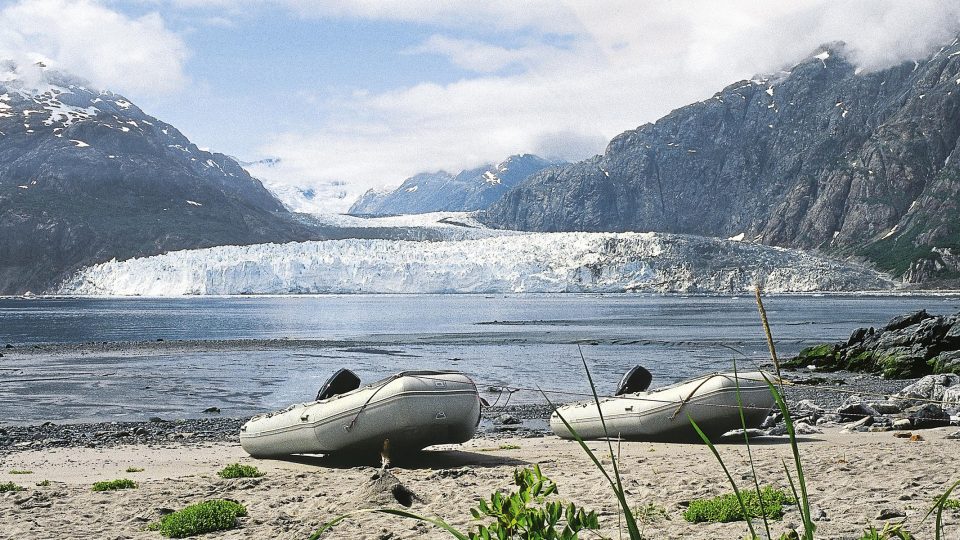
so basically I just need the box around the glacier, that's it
[58,232,895,296]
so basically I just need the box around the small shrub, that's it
[126,467,145,473]
[9,470,33,475]
[217,463,264,479]
[683,486,794,523]
[0,481,25,493]
[470,465,600,539]
[943,498,960,510]
[635,502,670,524]
[92,478,137,492]
[36,479,50,487]
[148,499,247,538]
[858,523,915,539]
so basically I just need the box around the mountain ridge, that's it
[482,39,960,285]
[0,63,319,294]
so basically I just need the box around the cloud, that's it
[252,0,960,212]
[0,0,189,95]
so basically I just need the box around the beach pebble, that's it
[876,508,906,520]
[496,413,521,425]
[946,430,960,439]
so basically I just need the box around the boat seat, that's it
[615,365,652,395]
[316,368,361,401]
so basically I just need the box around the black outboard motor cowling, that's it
[615,365,652,395]
[316,368,361,401]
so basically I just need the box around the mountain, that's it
[59,231,892,296]
[237,157,331,215]
[0,63,318,294]
[349,154,557,215]
[483,39,960,285]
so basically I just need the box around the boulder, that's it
[836,396,879,422]
[930,351,960,375]
[883,310,932,333]
[895,374,960,407]
[905,403,951,429]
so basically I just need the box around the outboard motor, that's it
[316,368,361,401]
[615,365,652,395]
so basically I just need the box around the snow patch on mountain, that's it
[59,232,894,296]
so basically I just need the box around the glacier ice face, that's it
[58,232,895,296]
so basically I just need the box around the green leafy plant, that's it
[126,467,145,473]
[8,469,33,475]
[683,486,794,523]
[0,481,25,493]
[858,523,915,540]
[148,499,247,538]
[312,465,600,539]
[634,502,670,524]
[469,465,599,539]
[35,479,50,487]
[92,478,137,491]
[217,463,264,479]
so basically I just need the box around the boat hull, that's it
[550,371,775,442]
[241,371,481,457]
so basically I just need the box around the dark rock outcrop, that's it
[349,154,557,215]
[786,310,960,377]
[482,39,960,284]
[0,65,321,294]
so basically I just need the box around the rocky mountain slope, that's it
[0,63,319,294]
[350,154,556,215]
[483,39,960,285]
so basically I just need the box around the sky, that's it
[2,0,960,212]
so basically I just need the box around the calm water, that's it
[1,294,958,424]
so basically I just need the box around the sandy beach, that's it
[2,426,959,539]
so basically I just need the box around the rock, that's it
[848,327,869,346]
[876,508,906,520]
[149,417,167,423]
[202,407,221,414]
[496,414,521,425]
[945,430,960,439]
[883,311,932,333]
[4,344,12,349]
[893,431,913,439]
[865,401,902,415]
[905,403,951,429]
[931,351,960,376]
[836,396,879,422]
[793,421,822,435]
[896,374,960,406]
[892,418,912,430]
[848,416,874,430]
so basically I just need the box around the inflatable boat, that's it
[550,370,775,442]
[241,369,482,457]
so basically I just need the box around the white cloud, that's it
[0,0,188,95]
[252,0,960,212]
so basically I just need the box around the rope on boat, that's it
[405,372,960,419]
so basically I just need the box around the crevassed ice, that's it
[58,232,895,296]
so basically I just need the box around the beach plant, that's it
[925,479,960,540]
[217,463,264,479]
[857,523,915,540]
[0,481,25,492]
[147,499,247,538]
[8,469,32,474]
[682,486,794,523]
[311,465,600,539]
[92,478,137,491]
[35,479,50,487]
[126,467,145,473]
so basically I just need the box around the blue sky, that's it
[2,1,960,211]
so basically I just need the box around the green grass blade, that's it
[762,374,815,540]
[310,508,469,540]
[733,359,772,540]
[923,478,960,540]
[542,390,642,539]
[688,414,757,539]
[576,346,643,540]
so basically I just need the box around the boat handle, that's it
[300,414,309,422]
